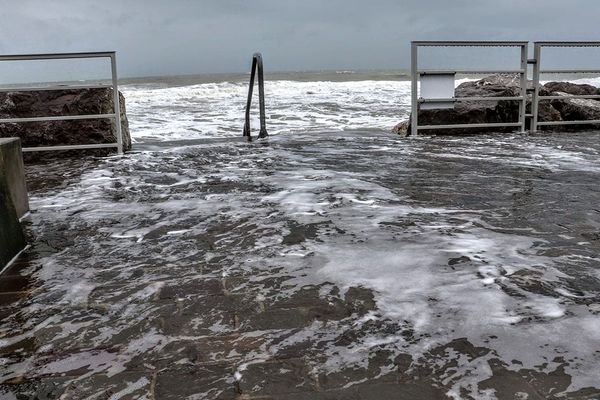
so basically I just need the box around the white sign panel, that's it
[420,72,456,110]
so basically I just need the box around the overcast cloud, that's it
[1,0,599,79]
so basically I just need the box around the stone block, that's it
[0,138,27,269]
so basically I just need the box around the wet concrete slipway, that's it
[1,130,600,399]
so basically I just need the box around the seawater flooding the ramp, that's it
[2,130,600,399]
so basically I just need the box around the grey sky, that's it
[1,0,599,79]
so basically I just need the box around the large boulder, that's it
[0,88,131,157]
[543,82,600,130]
[401,74,523,135]
[549,94,600,129]
[543,81,599,96]
[532,89,563,127]
[396,75,600,135]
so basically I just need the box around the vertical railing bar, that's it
[243,57,257,141]
[110,52,123,154]
[410,42,418,137]
[256,54,268,139]
[531,44,541,133]
[519,43,528,133]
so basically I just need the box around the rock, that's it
[394,74,600,135]
[392,120,409,136]
[401,74,523,135]
[537,82,600,131]
[0,88,131,158]
[531,95,563,127]
[448,256,471,267]
[543,81,599,96]
[532,82,600,131]
[457,73,522,96]
[550,95,600,128]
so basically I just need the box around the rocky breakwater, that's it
[0,87,131,157]
[394,74,600,135]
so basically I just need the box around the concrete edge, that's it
[0,137,28,270]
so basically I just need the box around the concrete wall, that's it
[0,138,27,269]
[0,138,29,218]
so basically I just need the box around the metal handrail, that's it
[419,96,524,103]
[418,69,526,75]
[411,41,529,136]
[0,51,123,154]
[0,52,118,61]
[531,42,600,132]
[412,41,529,47]
[243,53,268,141]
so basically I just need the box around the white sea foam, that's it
[570,76,600,87]
[122,79,412,141]
[121,74,600,143]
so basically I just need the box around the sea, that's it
[120,70,412,142]
[119,70,600,143]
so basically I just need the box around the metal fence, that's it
[0,51,124,154]
[411,41,529,136]
[531,41,600,133]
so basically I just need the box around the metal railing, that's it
[0,51,124,154]
[531,42,600,132]
[411,41,529,136]
[243,53,268,141]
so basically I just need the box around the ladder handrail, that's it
[243,53,268,141]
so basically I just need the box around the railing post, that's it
[243,57,257,141]
[110,52,124,154]
[410,42,418,137]
[519,43,528,133]
[256,55,268,139]
[243,53,268,141]
[531,43,541,133]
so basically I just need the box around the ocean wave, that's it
[121,75,600,142]
[122,79,412,141]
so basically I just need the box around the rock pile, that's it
[394,74,600,135]
[0,88,131,156]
